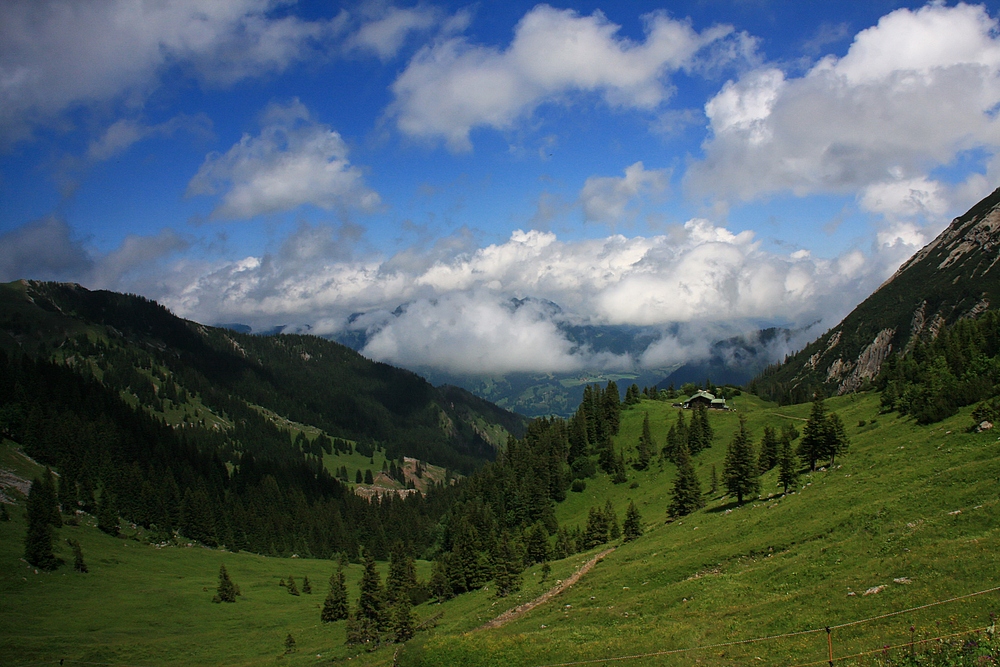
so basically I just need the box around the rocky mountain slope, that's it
[751,187,1000,403]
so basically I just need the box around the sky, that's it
[4,0,1000,377]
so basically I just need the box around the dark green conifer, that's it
[491,530,521,598]
[777,434,800,494]
[287,575,300,596]
[356,550,386,629]
[668,443,703,518]
[25,477,58,570]
[553,526,574,559]
[284,633,296,653]
[622,500,642,541]
[386,541,417,604]
[390,597,416,643]
[582,506,608,549]
[605,500,620,540]
[758,425,779,472]
[355,469,363,484]
[0,504,9,521]
[709,463,718,494]
[635,413,653,470]
[321,563,349,622]
[70,539,88,573]
[364,469,373,484]
[302,575,312,594]
[798,395,829,471]
[213,564,237,603]
[724,415,759,505]
[428,558,452,601]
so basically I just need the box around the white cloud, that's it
[159,217,907,374]
[689,3,1000,218]
[0,0,340,145]
[579,161,670,224]
[389,5,733,150]
[87,114,212,161]
[346,5,441,61]
[187,100,380,219]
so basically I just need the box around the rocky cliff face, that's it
[751,187,1000,403]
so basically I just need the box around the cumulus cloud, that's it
[389,5,734,150]
[346,5,442,61]
[689,3,1000,223]
[187,100,380,219]
[579,161,670,224]
[0,0,340,145]
[160,216,915,374]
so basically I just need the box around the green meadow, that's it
[3,391,999,666]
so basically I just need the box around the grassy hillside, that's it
[3,394,998,666]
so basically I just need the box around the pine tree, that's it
[622,500,643,541]
[24,477,58,570]
[428,558,452,601]
[583,505,609,549]
[491,530,521,598]
[635,413,653,470]
[355,469,363,484]
[553,526,574,559]
[386,541,417,605]
[668,443,704,518]
[321,563,350,622]
[390,597,416,643]
[70,539,88,573]
[356,550,386,630]
[798,395,829,471]
[605,500,621,540]
[302,575,312,594]
[758,425,779,472]
[825,412,850,466]
[364,469,374,484]
[524,521,550,565]
[777,434,800,494]
[663,410,688,462]
[287,575,300,596]
[723,414,759,505]
[284,633,296,654]
[213,564,237,603]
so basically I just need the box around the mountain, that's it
[0,280,526,472]
[751,186,1000,404]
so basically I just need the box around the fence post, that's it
[826,626,834,667]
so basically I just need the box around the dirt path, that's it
[773,413,808,422]
[472,547,616,632]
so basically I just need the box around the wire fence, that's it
[533,584,1000,667]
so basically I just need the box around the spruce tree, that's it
[709,464,718,494]
[287,575,300,596]
[25,477,58,570]
[284,633,296,654]
[668,443,704,518]
[70,539,88,573]
[386,541,417,604]
[302,575,312,594]
[724,415,759,505]
[356,550,386,630]
[582,506,609,549]
[524,521,550,565]
[390,596,416,643]
[428,559,452,601]
[798,395,829,471]
[321,563,350,622]
[635,413,653,470]
[213,564,237,603]
[605,500,621,540]
[355,469,363,484]
[758,425,779,472]
[825,413,850,466]
[553,526,573,559]
[622,500,643,541]
[777,434,800,494]
[491,530,521,598]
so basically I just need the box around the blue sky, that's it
[3,0,1000,375]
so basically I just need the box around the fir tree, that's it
[709,464,718,494]
[777,434,800,494]
[428,559,452,601]
[386,541,417,604]
[287,575,300,596]
[663,410,688,462]
[635,413,653,470]
[302,575,312,594]
[825,413,850,466]
[553,526,574,559]
[724,415,760,505]
[583,506,609,549]
[798,395,829,471]
[70,539,88,573]
[622,500,643,541]
[390,597,416,643]
[668,443,704,518]
[605,500,621,540]
[356,550,386,630]
[321,563,350,622]
[758,425,779,472]
[364,469,374,484]
[213,564,237,603]
[24,477,58,570]
[284,633,296,654]
[355,469,363,484]
[492,530,522,598]
[524,521,550,565]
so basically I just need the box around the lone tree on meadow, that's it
[724,414,760,505]
[668,443,703,518]
[635,413,653,470]
[213,564,237,603]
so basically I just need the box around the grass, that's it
[2,392,999,667]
